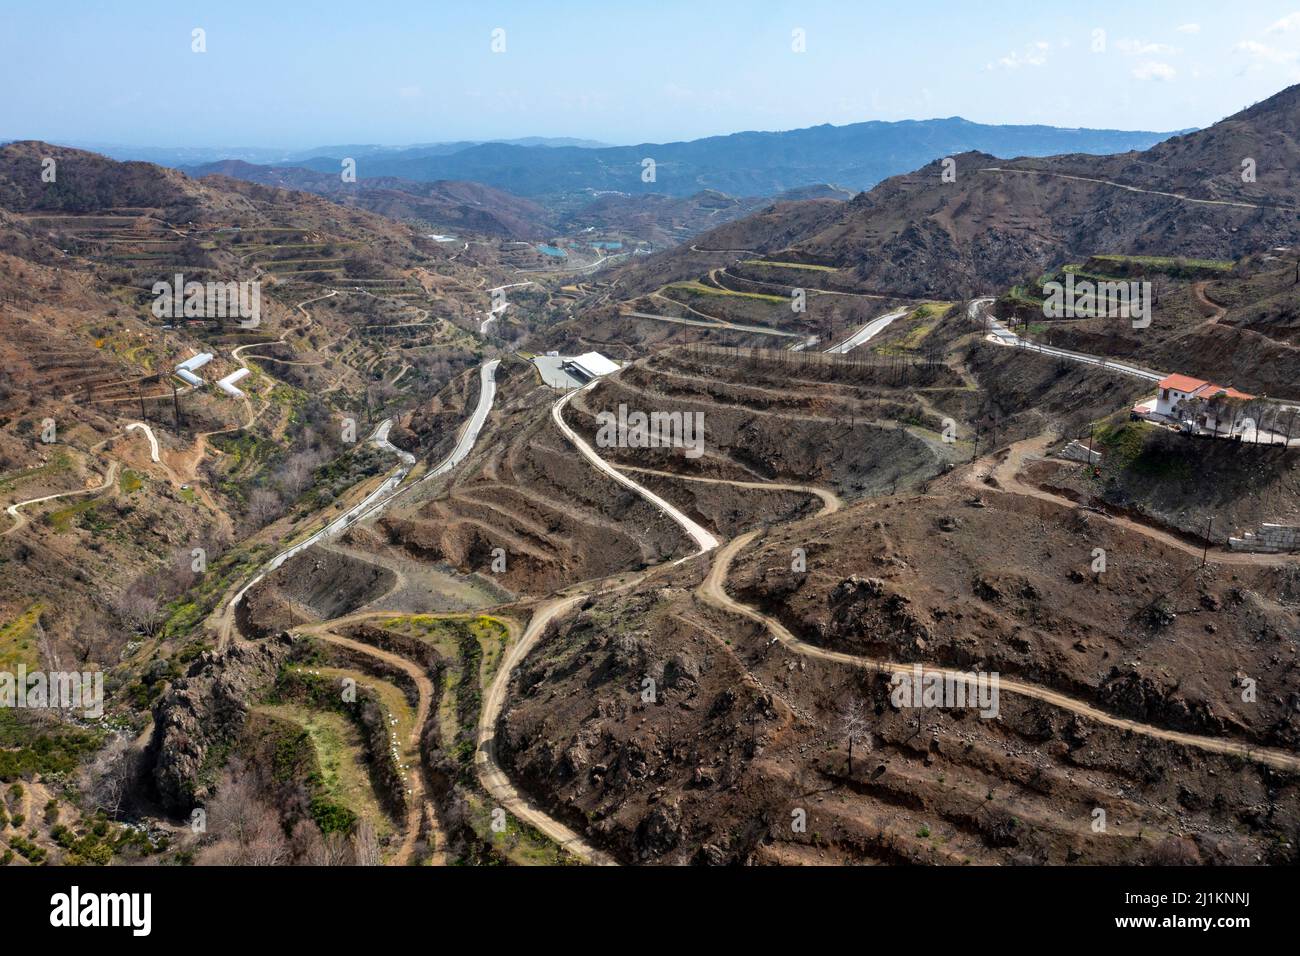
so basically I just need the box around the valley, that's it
[3,61,1300,881]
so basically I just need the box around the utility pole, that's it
[1202,517,1213,568]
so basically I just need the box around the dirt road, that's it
[298,624,444,865]
[474,593,619,866]
[697,527,1300,772]
[3,460,119,536]
[964,435,1297,567]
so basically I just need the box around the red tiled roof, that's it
[1158,373,1210,393]
[1158,373,1255,402]
[1194,384,1255,402]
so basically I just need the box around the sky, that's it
[7,1,1300,148]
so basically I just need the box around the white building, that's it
[1149,373,1256,435]
[562,351,621,382]
[174,352,214,388]
[532,350,622,389]
[217,367,251,397]
[176,352,213,373]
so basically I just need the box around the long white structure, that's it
[174,352,214,388]
[176,353,213,373]
[216,367,251,397]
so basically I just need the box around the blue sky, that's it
[7,1,1300,147]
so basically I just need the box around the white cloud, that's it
[986,40,1050,71]
[1116,38,1179,56]
[1233,40,1300,64]
[397,85,423,99]
[1266,12,1300,33]
[1175,23,1201,34]
[1132,61,1177,81]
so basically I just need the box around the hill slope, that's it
[640,85,1300,298]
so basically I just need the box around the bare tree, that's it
[277,449,324,500]
[246,487,283,528]
[351,818,381,866]
[69,613,109,666]
[85,739,140,817]
[113,584,163,637]
[305,829,355,866]
[836,695,871,775]
[202,766,292,866]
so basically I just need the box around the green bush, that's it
[308,796,357,835]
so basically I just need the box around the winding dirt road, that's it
[126,422,160,462]
[981,166,1297,213]
[966,434,1297,567]
[471,386,723,864]
[1194,280,1228,324]
[297,624,443,865]
[474,593,619,866]
[697,525,1300,772]
[3,460,119,536]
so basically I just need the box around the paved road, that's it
[126,422,160,462]
[372,419,416,466]
[689,243,757,254]
[222,359,500,638]
[621,310,800,338]
[226,421,412,612]
[480,283,535,334]
[970,298,1166,383]
[825,307,909,354]
[421,359,500,484]
[973,298,1299,442]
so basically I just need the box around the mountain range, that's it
[278,117,1182,198]
[617,85,1300,299]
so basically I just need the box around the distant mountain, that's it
[68,137,611,169]
[181,159,553,240]
[622,85,1300,298]
[180,160,851,243]
[282,117,1183,199]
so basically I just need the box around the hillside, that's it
[182,160,554,240]
[0,143,522,863]
[624,84,1300,300]
[180,160,848,249]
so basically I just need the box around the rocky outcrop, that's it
[147,634,297,814]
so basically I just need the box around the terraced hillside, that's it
[380,358,691,596]
[491,410,1300,866]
